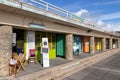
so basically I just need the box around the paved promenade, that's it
[1,49,120,80]
[64,52,120,80]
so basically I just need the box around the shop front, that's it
[35,32,57,60]
[12,29,25,54]
[73,35,82,55]
[12,28,66,61]
[112,39,118,49]
[31,32,65,60]
[106,38,109,49]
[95,38,102,51]
[82,36,90,53]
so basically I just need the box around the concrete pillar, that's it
[102,38,106,51]
[65,33,73,60]
[0,26,12,77]
[118,39,120,48]
[116,39,118,48]
[90,36,95,54]
[109,38,112,49]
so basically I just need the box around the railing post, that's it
[67,11,69,18]
[46,3,48,11]
[69,14,71,18]
[20,0,23,3]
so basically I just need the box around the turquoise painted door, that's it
[73,35,82,55]
[57,34,65,57]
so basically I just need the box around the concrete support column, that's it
[109,38,112,49]
[90,36,95,54]
[0,26,12,77]
[102,38,106,51]
[118,39,120,48]
[116,39,118,48]
[65,33,73,60]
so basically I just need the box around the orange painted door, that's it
[83,37,89,53]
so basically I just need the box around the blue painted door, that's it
[73,35,82,55]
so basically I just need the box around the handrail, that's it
[3,0,114,33]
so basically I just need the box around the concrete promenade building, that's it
[0,0,120,77]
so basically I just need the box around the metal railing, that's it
[3,0,113,33]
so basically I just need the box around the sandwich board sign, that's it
[41,38,49,67]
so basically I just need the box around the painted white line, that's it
[90,66,120,73]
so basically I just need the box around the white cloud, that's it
[74,9,120,31]
[97,20,104,26]
[102,24,120,31]
[106,24,114,31]
[75,9,93,23]
[96,20,110,31]
[75,9,89,17]
[95,20,118,32]
[97,12,120,31]
[100,12,120,20]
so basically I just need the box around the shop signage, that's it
[41,47,48,53]
[29,23,46,29]
[26,31,35,60]
[12,33,16,46]
[41,38,49,67]
[113,44,116,48]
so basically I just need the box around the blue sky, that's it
[24,0,120,31]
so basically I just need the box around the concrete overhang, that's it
[0,0,119,37]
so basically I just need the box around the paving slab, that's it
[17,57,70,77]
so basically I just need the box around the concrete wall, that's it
[0,11,116,38]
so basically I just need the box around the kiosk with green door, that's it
[56,34,65,57]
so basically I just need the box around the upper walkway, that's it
[0,0,119,36]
